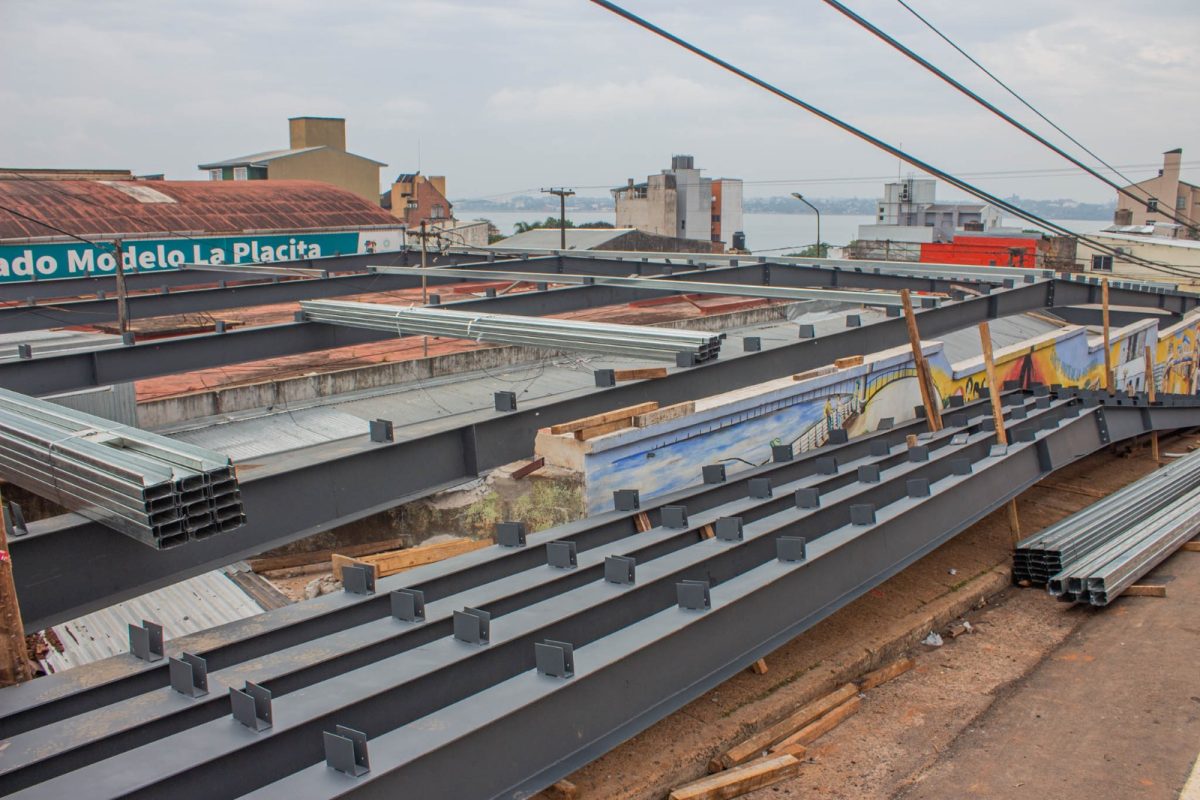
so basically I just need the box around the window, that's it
[1092,255,1113,272]
[1179,194,1188,210]
[233,166,248,181]
[208,169,222,181]
[432,204,445,219]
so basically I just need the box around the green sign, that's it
[0,230,400,284]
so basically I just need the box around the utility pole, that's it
[419,221,430,357]
[113,238,129,335]
[791,193,821,256]
[541,188,575,250]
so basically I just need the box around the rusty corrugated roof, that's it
[0,179,399,241]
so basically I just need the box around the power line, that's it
[586,0,1197,279]
[0,202,111,249]
[821,0,1200,231]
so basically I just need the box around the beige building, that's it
[1114,149,1200,239]
[198,117,385,203]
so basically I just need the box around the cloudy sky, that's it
[2,0,1197,202]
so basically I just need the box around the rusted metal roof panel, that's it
[0,179,399,241]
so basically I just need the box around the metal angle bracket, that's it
[676,580,711,611]
[907,478,931,498]
[827,429,849,445]
[950,433,970,446]
[391,588,426,622]
[324,725,370,777]
[534,639,575,679]
[604,555,636,584]
[128,620,164,662]
[771,443,794,462]
[494,391,517,412]
[453,607,491,645]
[949,458,974,476]
[2,501,27,538]
[342,564,375,596]
[168,652,208,697]
[496,521,527,548]
[850,504,876,526]
[594,369,616,388]
[546,540,578,570]
[876,417,895,431]
[368,419,394,443]
[230,681,272,731]
[714,517,744,542]
[816,456,839,475]
[702,464,727,484]
[776,535,807,562]
[869,439,891,456]
[908,445,930,463]
[747,478,772,499]
[858,464,881,484]
[795,487,820,509]
[661,505,688,528]
[613,489,640,512]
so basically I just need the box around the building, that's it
[1076,232,1200,288]
[858,177,1002,243]
[612,156,743,252]
[1113,149,1200,239]
[197,117,385,204]
[491,226,717,253]
[383,172,452,227]
[0,178,403,283]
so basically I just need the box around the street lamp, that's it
[791,193,821,256]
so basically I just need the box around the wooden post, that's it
[1102,278,1113,394]
[901,289,941,432]
[113,238,129,335]
[420,221,429,358]
[979,322,1020,540]
[0,492,32,686]
[1145,346,1160,465]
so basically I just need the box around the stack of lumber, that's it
[548,399,698,442]
[332,537,489,580]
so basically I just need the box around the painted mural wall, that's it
[564,311,1200,513]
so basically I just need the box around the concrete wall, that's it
[1075,233,1200,287]
[289,117,347,151]
[268,148,381,203]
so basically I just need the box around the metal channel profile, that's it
[0,387,243,547]
[0,392,1146,799]
[299,300,722,362]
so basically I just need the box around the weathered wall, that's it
[268,148,381,204]
[551,311,1200,513]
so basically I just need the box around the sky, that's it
[2,0,1198,203]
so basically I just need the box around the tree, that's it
[785,243,831,258]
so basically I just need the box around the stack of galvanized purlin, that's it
[0,387,245,549]
[1013,448,1200,605]
[298,299,723,363]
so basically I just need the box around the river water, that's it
[467,211,1110,254]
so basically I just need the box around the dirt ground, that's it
[554,430,1200,800]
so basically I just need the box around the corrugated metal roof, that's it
[0,179,400,241]
[196,147,325,169]
[40,570,265,673]
[491,227,635,250]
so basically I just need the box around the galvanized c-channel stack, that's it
[298,300,723,363]
[0,387,244,548]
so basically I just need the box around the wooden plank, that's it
[748,658,769,675]
[1182,541,1200,552]
[714,683,857,771]
[634,512,652,533]
[902,289,941,432]
[669,754,801,800]
[332,538,489,580]
[1102,278,1113,393]
[792,366,838,382]
[1122,584,1167,597]
[769,696,862,753]
[1145,346,1160,464]
[700,525,715,540]
[511,457,546,480]
[249,536,409,573]
[857,657,915,691]
[633,401,696,427]
[0,491,33,686]
[613,367,669,381]
[574,418,634,441]
[979,321,1018,539]
[549,402,659,435]
[834,355,864,369]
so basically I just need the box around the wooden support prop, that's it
[749,658,769,675]
[905,434,919,448]
[1144,346,1160,465]
[634,401,696,427]
[634,512,652,533]
[1182,540,1200,552]
[834,355,864,369]
[539,779,578,800]
[574,419,634,441]
[249,536,408,574]
[550,402,659,435]
[1123,584,1167,597]
[1102,278,1114,394]
[858,657,915,691]
[902,289,941,432]
[792,366,838,382]
[979,321,1020,539]
[511,457,546,480]
[712,683,857,771]
[769,696,862,753]
[669,754,802,800]
[613,367,669,381]
[699,524,716,540]
[0,492,32,686]
[332,538,489,580]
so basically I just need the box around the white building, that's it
[860,177,1001,242]
[612,156,743,251]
